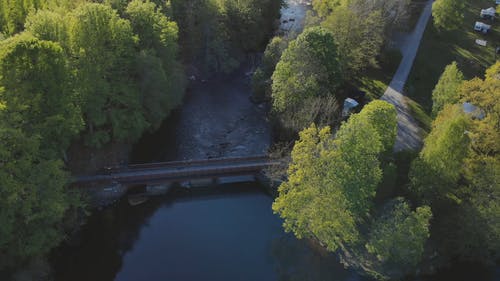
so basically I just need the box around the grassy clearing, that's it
[406,0,500,112]
[355,49,403,100]
[406,97,432,133]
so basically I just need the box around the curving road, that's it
[381,0,433,151]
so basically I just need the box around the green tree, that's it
[24,10,68,46]
[312,0,347,18]
[365,199,432,279]
[0,125,71,268]
[170,0,281,74]
[68,3,147,147]
[450,67,500,262]
[409,104,470,205]
[0,33,82,157]
[356,100,397,152]
[272,124,364,251]
[125,0,185,130]
[271,27,342,112]
[321,6,384,75]
[432,0,466,31]
[252,36,288,100]
[273,101,396,252]
[431,62,464,116]
[408,63,499,265]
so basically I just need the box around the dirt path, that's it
[381,0,433,152]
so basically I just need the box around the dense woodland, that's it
[0,0,498,280]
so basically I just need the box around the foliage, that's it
[273,100,397,252]
[0,33,82,268]
[312,0,408,78]
[25,10,68,44]
[409,63,500,264]
[0,127,70,268]
[431,61,464,116]
[365,199,432,279]
[409,104,470,205]
[356,100,397,152]
[0,33,82,157]
[271,27,342,113]
[432,0,466,31]
[0,0,190,269]
[252,36,288,100]
[125,0,185,130]
[170,0,281,74]
[321,7,384,76]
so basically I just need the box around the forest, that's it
[0,0,498,280]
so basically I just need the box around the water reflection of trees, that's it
[270,235,371,281]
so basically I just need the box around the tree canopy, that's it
[273,101,396,249]
[273,100,432,280]
[366,199,431,279]
[409,62,500,264]
[0,33,81,268]
[432,0,466,31]
[271,27,342,112]
[431,61,464,116]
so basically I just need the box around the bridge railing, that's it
[100,155,270,174]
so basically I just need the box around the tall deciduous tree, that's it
[68,3,147,147]
[273,100,397,252]
[431,62,464,116]
[432,0,466,31]
[126,0,185,131]
[0,126,71,268]
[408,63,499,264]
[365,198,432,280]
[409,104,470,205]
[252,36,288,100]
[321,7,384,76]
[271,27,342,112]
[0,33,82,157]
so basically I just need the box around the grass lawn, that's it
[406,0,500,113]
[354,49,403,101]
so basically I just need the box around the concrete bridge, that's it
[73,155,280,187]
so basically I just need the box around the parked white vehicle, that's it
[474,21,491,33]
[480,7,496,19]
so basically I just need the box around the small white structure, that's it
[481,7,496,19]
[474,21,491,33]
[475,39,488,46]
[342,98,359,117]
[463,102,485,120]
[496,0,500,5]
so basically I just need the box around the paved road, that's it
[381,0,433,151]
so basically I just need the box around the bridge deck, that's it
[73,156,279,186]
